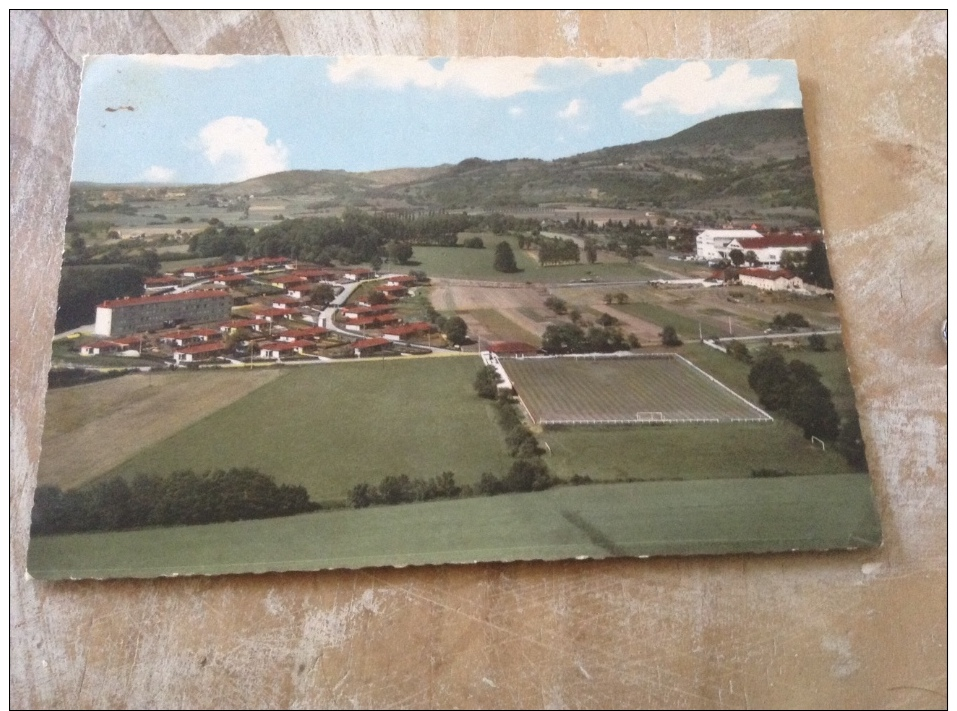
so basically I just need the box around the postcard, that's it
[28,56,880,579]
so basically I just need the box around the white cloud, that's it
[127,54,244,71]
[197,117,289,182]
[328,57,648,98]
[558,99,583,119]
[508,106,525,117]
[140,165,176,183]
[327,57,560,98]
[623,62,781,116]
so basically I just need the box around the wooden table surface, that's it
[11,11,947,709]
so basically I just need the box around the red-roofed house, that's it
[251,307,301,323]
[738,268,804,292]
[158,328,220,347]
[343,268,376,282]
[340,303,395,319]
[352,337,391,357]
[375,284,408,297]
[79,338,141,356]
[270,276,309,289]
[213,274,248,286]
[277,327,329,341]
[382,322,434,341]
[386,275,417,287]
[219,319,259,332]
[343,314,402,331]
[258,340,315,359]
[173,342,228,363]
[487,341,539,357]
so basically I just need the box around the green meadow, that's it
[28,474,881,579]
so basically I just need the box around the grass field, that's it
[539,419,859,481]
[502,354,770,425]
[468,309,541,344]
[613,300,726,340]
[406,234,659,283]
[27,473,881,579]
[103,356,513,502]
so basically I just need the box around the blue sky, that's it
[72,56,803,185]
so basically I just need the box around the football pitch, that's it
[501,354,772,426]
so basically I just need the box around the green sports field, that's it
[502,354,770,424]
[28,473,881,579]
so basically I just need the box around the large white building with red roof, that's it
[94,290,233,336]
[726,233,820,268]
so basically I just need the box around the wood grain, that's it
[11,11,946,708]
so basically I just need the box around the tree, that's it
[729,249,745,267]
[462,236,485,249]
[744,250,758,266]
[802,239,833,288]
[541,323,585,354]
[837,410,868,469]
[474,365,501,399]
[748,347,792,410]
[386,241,414,265]
[726,340,752,364]
[787,377,840,440]
[309,283,336,306]
[807,334,828,352]
[583,237,598,264]
[493,241,519,273]
[367,291,389,306]
[443,316,468,346]
[770,312,811,330]
[661,325,682,347]
[543,296,567,315]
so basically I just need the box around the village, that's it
[58,223,835,376]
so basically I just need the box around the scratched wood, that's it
[11,11,946,709]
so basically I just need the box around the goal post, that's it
[635,411,664,423]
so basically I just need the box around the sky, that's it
[72,56,803,185]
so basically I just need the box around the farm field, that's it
[27,473,881,579]
[466,309,542,345]
[101,355,514,502]
[38,369,285,490]
[502,354,770,424]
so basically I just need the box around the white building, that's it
[738,268,804,292]
[695,229,763,260]
[95,291,232,337]
[726,234,819,268]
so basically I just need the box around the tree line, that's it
[31,468,320,536]
[746,346,865,468]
